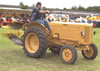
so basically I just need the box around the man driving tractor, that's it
[31,2,51,31]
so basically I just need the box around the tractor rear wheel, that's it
[23,27,48,58]
[82,43,98,60]
[60,45,77,64]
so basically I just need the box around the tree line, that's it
[71,5,100,12]
[19,2,100,12]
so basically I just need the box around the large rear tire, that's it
[60,45,77,64]
[82,43,98,60]
[23,27,48,58]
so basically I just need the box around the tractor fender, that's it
[26,22,46,32]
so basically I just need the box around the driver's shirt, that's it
[32,7,42,19]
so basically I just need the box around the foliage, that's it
[71,5,100,12]
[31,4,35,8]
[86,6,100,12]
[78,5,85,11]
[72,6,77,10]
[42,6,47,10]
[63,8,67,10]
[19,2,28,9]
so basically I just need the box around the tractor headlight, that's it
[81,31,85,36]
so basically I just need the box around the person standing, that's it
[0,13,3,28]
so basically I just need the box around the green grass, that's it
[0,28,100,71]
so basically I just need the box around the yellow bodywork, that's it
[2,21,93,50]
[48,22,93,46]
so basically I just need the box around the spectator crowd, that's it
[0,13,96,28]
[0,13,30,28]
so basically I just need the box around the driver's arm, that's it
[39,10,50,14]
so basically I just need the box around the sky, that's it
[0,0,100,9]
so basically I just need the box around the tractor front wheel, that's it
[60,45,77,64]
[82,43,98,60]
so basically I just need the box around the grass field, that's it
[0,28,100,71]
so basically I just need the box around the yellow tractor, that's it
[2,21,98,64]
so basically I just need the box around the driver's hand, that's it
[46,10,50,13]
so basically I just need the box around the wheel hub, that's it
[62,48,72,62]
[83,46,94,57]
[65,52,70,57]
[25,33,39,53]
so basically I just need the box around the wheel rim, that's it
[62,48,72,62]
[25,33,39,53]
[83,46,94,57]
